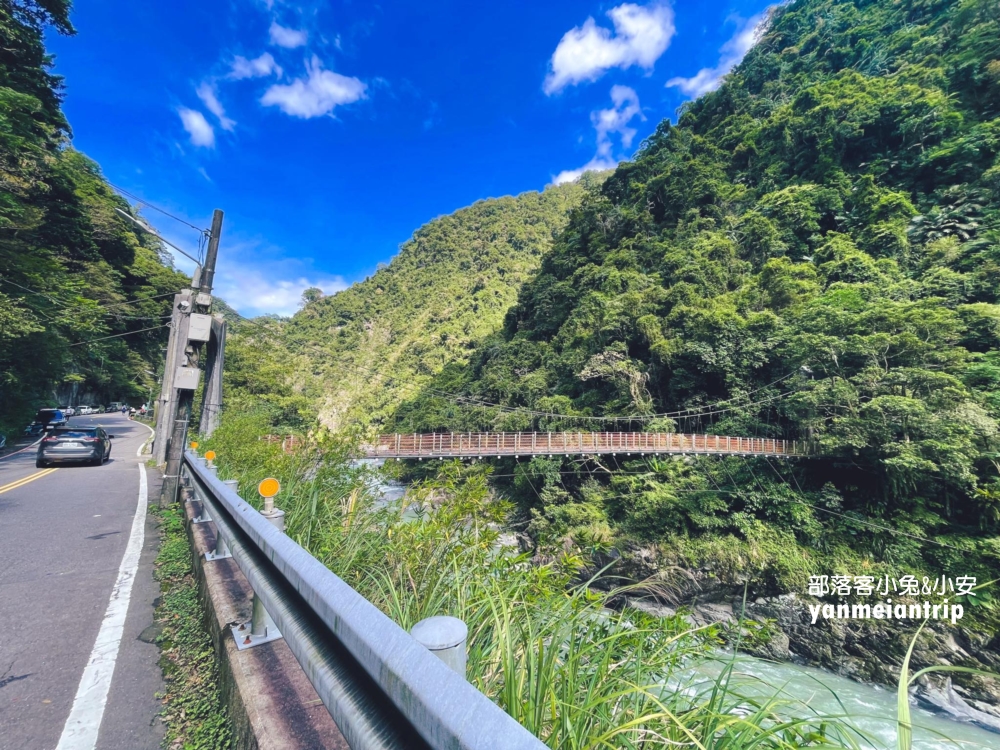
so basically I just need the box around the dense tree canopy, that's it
[280,178,595,430]
[0,0,188,431]
[391,0,1000,590]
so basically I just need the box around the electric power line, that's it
[75,290,180,312]
[107,182,207,233]
[67,323,170,348]
[0,277,181,315]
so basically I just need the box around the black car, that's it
[37,426,114,467]
[34,408,67,428]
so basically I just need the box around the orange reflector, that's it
[205,450,216,461]
[258,477,280,498]
[190,441,199,449]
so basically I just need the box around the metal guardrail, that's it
[182,450,545,750]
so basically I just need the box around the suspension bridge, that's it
[362,432,808,459]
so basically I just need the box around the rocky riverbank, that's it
[577,543,1000,734]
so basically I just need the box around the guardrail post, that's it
[410,616,468,679]
[190,497,212,524]
[232,592,283,650]
[205,530,232,560]
[204,478,239,561]
[261,494,285,533]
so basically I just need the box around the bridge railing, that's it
[181,450,545,750]
[368,432,804,458]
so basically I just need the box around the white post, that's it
[410,616,468,679]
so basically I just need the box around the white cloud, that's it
[269,21,308,48]
[196,82,236,131]
[215,268,348,317]
[553,85,643,184]
[552,157,618,186]
[544,2,675,94]
[177,107,215,148]
[666,11,769,98]
[592,84,643,149]
[146,222,348,317]
[229,52,283,80]
[260,56,366,118]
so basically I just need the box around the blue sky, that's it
[48,0,772,316]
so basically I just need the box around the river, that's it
[360,460,999,749]
[679,654,999,749]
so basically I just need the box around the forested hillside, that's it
[0,0,186,432]
[395,0,1000,599]
[280,177,596,429]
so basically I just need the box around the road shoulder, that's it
[97,465,166,750]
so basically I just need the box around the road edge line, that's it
[55,464,148,750]
[0,438,43,461]
[136,420,155,458]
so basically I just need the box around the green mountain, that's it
[0,1,188,431]
[396,0,1000,589]
[280,178,596,430]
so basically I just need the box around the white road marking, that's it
[135,420,155,457]
[0,438,43,461]
[55,465,148,750]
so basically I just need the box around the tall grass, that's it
[201,413,927,749]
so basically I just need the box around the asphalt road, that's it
[0,414,164,750]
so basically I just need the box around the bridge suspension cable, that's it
[426,383,798,424]
[226,312,803,424]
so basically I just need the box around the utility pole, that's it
[200,315,227,436]
[160,209,223,505]
[153,291,190,464]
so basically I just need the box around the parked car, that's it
[34,408,67,429]
[0,434,6,450]
[61,406,76,417]
[36,426,113,467]
[78,406,93,415]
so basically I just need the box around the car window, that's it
[52,429,97,438]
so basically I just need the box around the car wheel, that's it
[36,458,47,468]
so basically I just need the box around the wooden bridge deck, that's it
[364,432,806,459]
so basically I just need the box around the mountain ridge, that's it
[277,176,602,429]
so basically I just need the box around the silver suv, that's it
[37,426,114,467]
